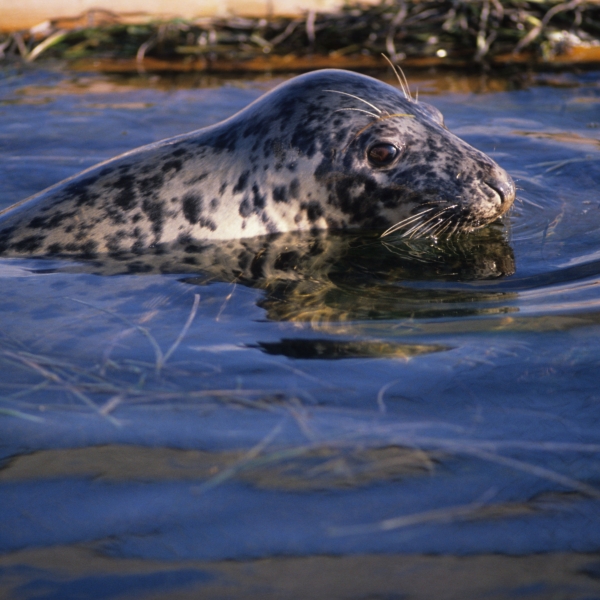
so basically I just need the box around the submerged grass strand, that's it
[193,419,288,493]
[0,406,44,422]
[1,350,120,426]
[68,297,165,370]
[159,293,200,370]
[70,294,201,374]
[466,447,600,500]
[328,497,491,537]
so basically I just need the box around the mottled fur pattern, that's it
[0,69,515,256]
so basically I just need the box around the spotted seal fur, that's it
[0,69,515,256]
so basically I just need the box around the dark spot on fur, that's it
[289,178,300,199]
[183,242,205,253]
[182,192,203,224]
[291,125,316,158]
[13,235,44,253]
[185,173,208,185]
[161,159,183,173]
[239,195,252,218]
[272,186,287,203]
[303,201,324,223]
[212,129,238,153]
[28,211,76,230]
[77,240,99,256]
[233,171,250,194]
[314,156,333,183]
[243,119,269,139]
[142,198,165,238]
[199,217,217,231]
[262,137,273,158]
[273,140,286,161]
[252,183,266,210]
[58,176,99,207]
[113,173,137,211]
[379,188,403,208]
[325,216,343,230]
[137,173,164,195]
[131,236,147,254]
[260,213,278,234]
[0,227,15,239]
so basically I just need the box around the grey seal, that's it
[0,69,515,256]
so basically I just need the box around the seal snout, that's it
[484,169,516,213]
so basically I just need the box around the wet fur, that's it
[0,69,515,257]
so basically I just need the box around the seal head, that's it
[0,69,515,256]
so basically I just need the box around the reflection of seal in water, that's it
[0,69,515,256]
[48,227,515,321]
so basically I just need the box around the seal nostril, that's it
[486,177,515,207]
[488,182,505,203]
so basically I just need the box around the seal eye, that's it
[367,143,399,167]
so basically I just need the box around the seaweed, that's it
[1,1,600,71]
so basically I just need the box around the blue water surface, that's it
[0,64,599,599]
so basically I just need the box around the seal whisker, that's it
[381,113,415,120]
[432,217,454,238]
[381,54,413,102]
[401,212,444,239]
[448,221,461,239]
[346,111,416,149]
[418,217,451,238]
[333,107,381,119]
[381,207,438,237]
[382,212,432,235]
[416,216,449,238]
[431,206,459,237]
[396,67,413,103]
[441,204,458,212]
[403,220,439,239]
[323,90,384,115]
[403,207,455,239]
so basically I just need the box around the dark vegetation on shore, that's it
[1,0,600,71]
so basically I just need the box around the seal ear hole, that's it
[367,143,400,168]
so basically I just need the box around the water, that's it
[0,65,599,599]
